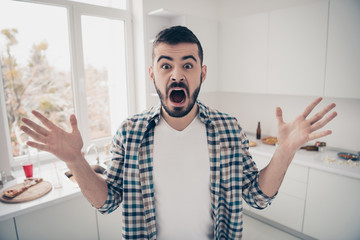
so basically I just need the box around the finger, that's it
[276,107,284,125]
[22,117,49,136]
[302,97,323,118]
[308,103,336,125]
[26,141,49,152]
[310,111,337,132]
[32,110,59,130]
[70,114,79,133]
[20,125,47,144]
[308,130,332,141]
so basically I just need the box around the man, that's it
[21,26,337,239]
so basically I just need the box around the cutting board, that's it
[0,181,52,203]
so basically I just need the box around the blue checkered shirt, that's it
[98,101,275,239]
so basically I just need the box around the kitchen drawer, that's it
[284,164,308,183]
[251,192,305,232]
[253,153,309,183]
[278,177,307,200]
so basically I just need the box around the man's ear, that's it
[201,65,207,84]
[149,66,154,83]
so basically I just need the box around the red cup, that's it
[22,161,33,178]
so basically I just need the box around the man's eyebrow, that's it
[157,55,173,62]
[182,55,197,62]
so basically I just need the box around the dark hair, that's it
[152,25,204,65]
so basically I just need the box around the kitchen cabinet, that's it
[220,13,268,94]
[0,218,17,240]
[268,0,328,96]
[186,15,218,93]
[97,210,122,240]
[324,0,360,99]
[249,153,309,232]
[15,196,98,240]
[303,168,360,239]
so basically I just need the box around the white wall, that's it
[200,92,360,151]
[225,96,360,152]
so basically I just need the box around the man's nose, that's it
[171,67,184,82]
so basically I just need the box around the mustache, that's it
[166,82,189,97]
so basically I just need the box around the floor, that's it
[243,214,302,240]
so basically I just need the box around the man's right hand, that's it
[21,110,83,164]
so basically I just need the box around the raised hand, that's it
[21,111,83,164]
[275,97,337,153]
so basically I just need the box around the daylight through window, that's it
[0,0,131,160]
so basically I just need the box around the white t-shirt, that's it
[153,115,213,239]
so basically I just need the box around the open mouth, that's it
[169,89,186,104]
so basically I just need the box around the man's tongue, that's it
[170,89,185,103]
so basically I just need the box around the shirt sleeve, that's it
[97,126,126,214]
[239,130,277,209]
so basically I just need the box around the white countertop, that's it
[0,160,84,222]
[1,144,359,222]
[248,137,360,180]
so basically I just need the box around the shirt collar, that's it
[146,100,212,130]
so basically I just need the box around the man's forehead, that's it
[154,42,199,60]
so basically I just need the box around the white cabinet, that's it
[250,153,309,232]
[268,1,329,96]
[324,0,360,99]
[15,196,98,240]
[220,13,268,94]
[97,209,122,240]
[303,168,360,240]
[186,15,218,93]
[0,218,17,240]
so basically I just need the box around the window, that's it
[81,16,128,139]
[0,0,132,165]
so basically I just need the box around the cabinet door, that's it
[0,218,17,240]
[186,15,218,93]
[16,196,98,240]
[303,169,360,239]
[268,1,328,96]
[324,0,360,99]
[251,192,305,232]
[251,153,308,231]
[97,210,122,240]
[220,13,268,94]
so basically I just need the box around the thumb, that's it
[276,107,284,125]
[70,114,79,133]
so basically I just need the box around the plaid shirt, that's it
[98,101,275,239]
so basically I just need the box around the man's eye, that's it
[161,64,171,70]
[184,63,193,69]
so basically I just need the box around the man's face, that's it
[149,43,207,118]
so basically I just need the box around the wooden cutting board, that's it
[0,181,52,203]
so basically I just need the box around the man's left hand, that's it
[276,97,337,154]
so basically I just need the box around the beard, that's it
[153,75,202,118]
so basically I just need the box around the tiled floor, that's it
[243,214,301,240]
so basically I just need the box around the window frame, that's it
[0,0,135,169]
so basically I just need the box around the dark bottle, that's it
[256,122,261,140]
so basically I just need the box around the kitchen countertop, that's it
[0,160,84,222]
[247,136,360,180]
[1,143,359,222]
